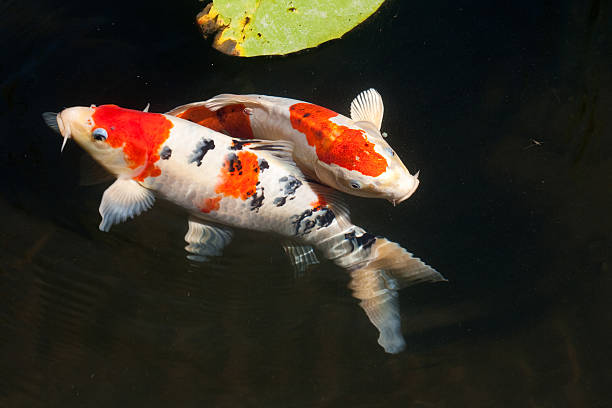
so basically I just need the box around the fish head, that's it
[54,105,174,180]
[314,120,420,205]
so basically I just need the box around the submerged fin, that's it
[282,241,319,274]
[98,179,155,232]
[79,154,114,186]
[347,237,445,353]
[184,217,233,262]
[203,94,271,112]
[351,277,405,354]
[244,139,296,166]
[228,138,303,178]
[350,89,384,130]
[321,228,445,354]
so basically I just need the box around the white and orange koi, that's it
[44,104,445,353]
[167,89,420,205]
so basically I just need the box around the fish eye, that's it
[350,180,361,189]
[92,128,108,141]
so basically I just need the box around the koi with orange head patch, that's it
[167,89,421,205]
[44,104,444,354]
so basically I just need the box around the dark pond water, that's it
[2,0,611,406]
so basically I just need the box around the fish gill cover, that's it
[197,0,386,57]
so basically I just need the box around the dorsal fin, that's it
[165,101,207,117]
[243,139,297,170]
[203,94,270,112]
[350,88,384,130]
[307,181,351,229]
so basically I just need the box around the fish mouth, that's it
[390,171,420,206]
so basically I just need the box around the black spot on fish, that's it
[250,186,265,212]
[273,196,287,207]
[303,113,310,118]
[344,231,377,251]
[315,208,335,229]
[227,153,242,173]
[291,206,336,236]
[189,138,215,166]
[279,175,302,196]
[160,146,172,160]
[274,175,303,210]
[258,159,269,172]
[303,219,316,234]
[292,209,313,235]
[230,139,251,150]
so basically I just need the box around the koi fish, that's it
[43,105,445,353]
[166,89,420,205]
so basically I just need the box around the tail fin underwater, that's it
[324,230,446,353]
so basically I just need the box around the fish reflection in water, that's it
[43,104,446,353]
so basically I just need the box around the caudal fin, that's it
[345,237,445,353]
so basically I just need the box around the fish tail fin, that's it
[351,238,446,290]
[326,231,445,353]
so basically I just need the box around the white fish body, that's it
[48,104,445,353]
[167,89,420,205]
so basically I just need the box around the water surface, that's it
[1,0,611,406]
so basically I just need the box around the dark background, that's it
[1,0,611,406]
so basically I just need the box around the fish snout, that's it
[389,171,420,206]
[56,107,95,152]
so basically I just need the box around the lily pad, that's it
[197,0,386,57]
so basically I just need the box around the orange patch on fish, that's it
[289,103,387,177]
[177,104,254,140]
[215,151,260,200]
[92,105,173,181]
[200,196,222,213]
[310,196,327,210]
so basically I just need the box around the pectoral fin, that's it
[98,179,155,232]
[282,241,319,275]
[184,217,233,262]
[350,88,384,130]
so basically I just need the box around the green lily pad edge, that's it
[197,0,386,57]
